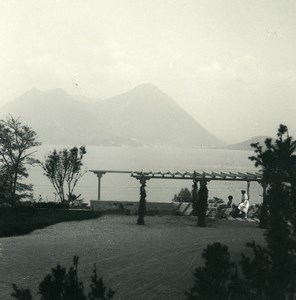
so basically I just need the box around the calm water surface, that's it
[28,145,263,204]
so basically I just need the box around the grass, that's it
[0,215,265,299]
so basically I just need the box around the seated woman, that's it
[220,195,234,218]
[237,191,249,219]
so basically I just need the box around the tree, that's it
[186,124,296,299]
[172,187,192,202]
[0,115,41,203]
[248,124,296,298]
[40,146,87,203]
[185,243,240,300]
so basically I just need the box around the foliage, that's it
[11,285,32,300]
[185,243,240,300]
[248,124,296,299]
[137,177,147,225]
[0,207,100,237]
[172,187,192,202]
[186,125,296,299]
[0,168,10,204]
[40,146,86,203]
[249,124,296,228]
[33,201,70,209]
[0,115,40,204]
[12,256,114,300]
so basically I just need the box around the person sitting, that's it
[237,190,249,219]
[220,195,234,218]
[226,195,233,207]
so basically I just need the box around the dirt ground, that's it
[0,215,265,299]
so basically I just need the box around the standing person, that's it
[238,190,249,218]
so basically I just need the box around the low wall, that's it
[90,200,176,215]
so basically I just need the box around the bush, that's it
[172,187,192,202]
[0,207,100,237]
[185,243,240,300]
[33,201,70,209]
[12,256,114,300]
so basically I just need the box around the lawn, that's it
[0,215,265,299]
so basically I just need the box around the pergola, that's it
[90,169,264,201]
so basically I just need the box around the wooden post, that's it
[260,181,268,228]
[192,173,199,216]
[247,181,250,199]
[197,179,208,227]
[96,172,104,200]
[137,176,148,225]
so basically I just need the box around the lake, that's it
[27,145,263,205]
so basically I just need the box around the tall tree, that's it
[0,115,41,203]
[249,124,296,298]
[40,146,87,203]
[186,125,296,299]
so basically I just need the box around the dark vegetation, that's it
[0,115,40,204]
[172,187,192,202]
[0,206,100,237]
[186,124,296,299]
[39,146,87,204]
[0,116,93,237]
[12,256,114,300]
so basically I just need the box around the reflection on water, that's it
[27,145,263,204]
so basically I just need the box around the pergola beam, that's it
[90,169,263,201]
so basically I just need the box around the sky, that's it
[0,0,295,143]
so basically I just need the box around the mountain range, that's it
[0,83,226,148]
[226,136,272,151]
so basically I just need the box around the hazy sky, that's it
[0,0,295,143]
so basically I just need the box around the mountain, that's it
[0,84,225,147]
[227,136,271,151]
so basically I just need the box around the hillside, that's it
[0,84,225,148]
[227,136,271,151]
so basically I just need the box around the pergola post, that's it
[96,172,105,200]
[192,172,199,215]
[137,176,148,225]
[260,181,268,228]
[197,179,208,227]
[247,181,250,199]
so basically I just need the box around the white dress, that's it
[238,194,249,214]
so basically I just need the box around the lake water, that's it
[27,145,263,205]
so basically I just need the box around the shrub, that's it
[172,187,192,203]
[12,256,114,300]
[185,243,240,300]
[0,207,100,237]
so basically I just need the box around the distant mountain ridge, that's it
[227,136,272,151]
[0,83,225,148]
